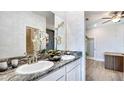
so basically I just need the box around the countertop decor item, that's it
[0,61,8,71]
[11,59,19,68]
[47,50,61,61]
[48,55,61,61]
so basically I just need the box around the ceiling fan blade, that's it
[102,20,111,24]
[102,17,111,19]
[121,15,124,18]
[121,11,124,15]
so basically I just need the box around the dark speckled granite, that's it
[0,51,82,81]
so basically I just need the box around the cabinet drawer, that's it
[66,58,81,73]
[39,67,65,81]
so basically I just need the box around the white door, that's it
[87,38,94,59]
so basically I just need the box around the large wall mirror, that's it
[0,11,66,59]
[26,26,49,56]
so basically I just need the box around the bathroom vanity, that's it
[38,58,81,81]
[0,51,83,81]
[104,52,124,72]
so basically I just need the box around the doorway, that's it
[46,29,55,50]
[86,38,94,59]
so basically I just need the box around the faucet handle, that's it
[27,56,33,64]
[24,52,27,56]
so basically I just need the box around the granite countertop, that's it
[0,51,82,81]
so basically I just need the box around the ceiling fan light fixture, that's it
[112,16,121,23]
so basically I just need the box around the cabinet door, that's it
[75,65,81,81]
[67,68,76,81]
[114,56,124,72]
[67,65,81,81]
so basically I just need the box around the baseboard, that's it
[87,57,104,62]
[94,58,104,62]
[86,56,94,60]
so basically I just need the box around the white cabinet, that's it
[66,65,81,81]
[38,58,82,81]
[66,59,81,81]
[66,69,76,81]
[75,65,81,81]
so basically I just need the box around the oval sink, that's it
[16,61,54,75]
[61,55,75,60]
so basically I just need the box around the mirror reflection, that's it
[26,26,40,55]
[0,11,66,59]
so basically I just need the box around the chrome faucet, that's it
[27,52,38,64]
[28,56,37,64]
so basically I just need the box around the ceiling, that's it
[85,11,124,29]
[33,11,55,29]
[52,11,67,21]
[85,11,109,21]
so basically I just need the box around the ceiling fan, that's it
[102,11,124,24]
